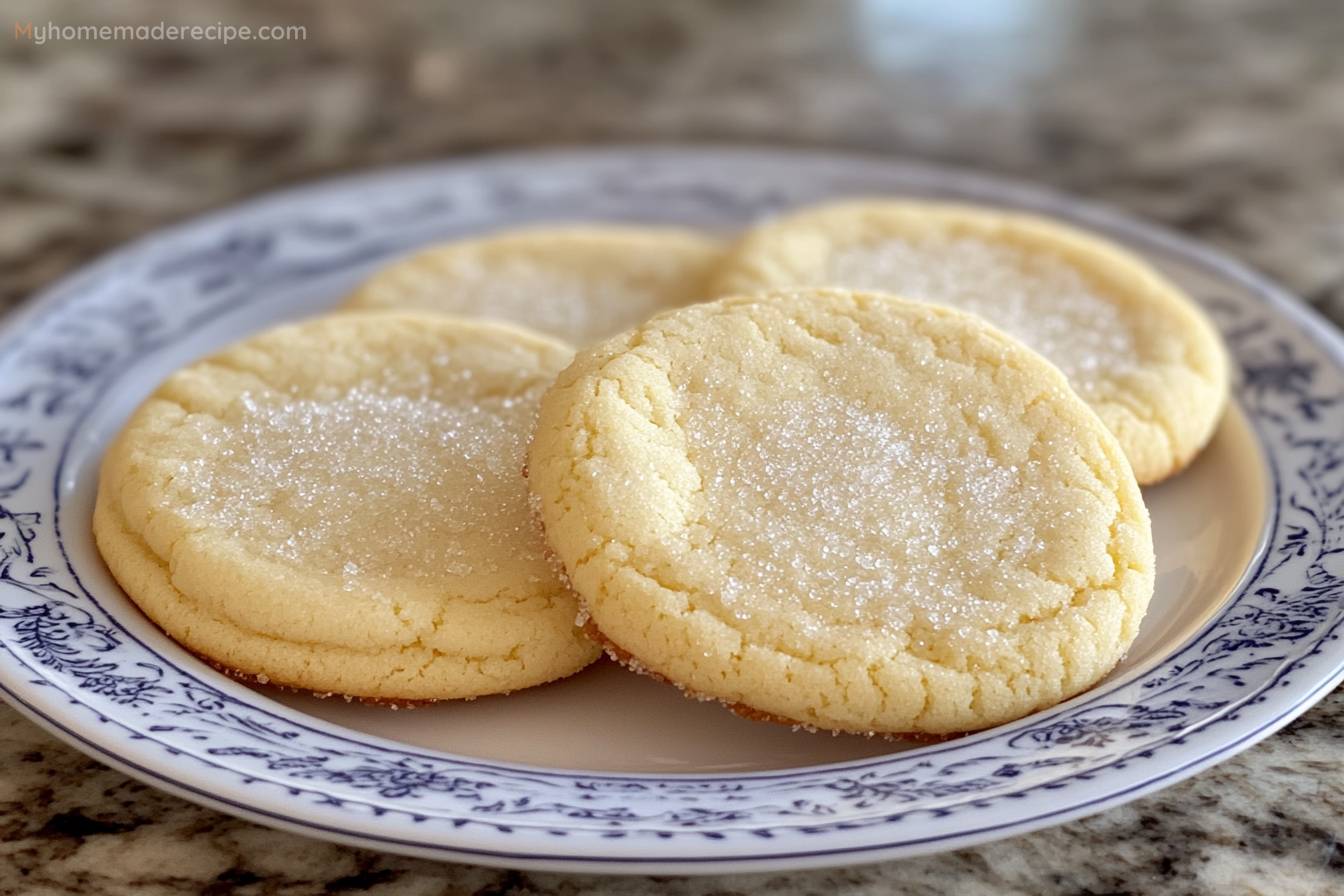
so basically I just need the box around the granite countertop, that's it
[3,1,1344,893]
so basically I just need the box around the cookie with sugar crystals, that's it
[528,289,1155,735]
[709,200,1230,484]
[341,225,723,348]
[94,312,600,702]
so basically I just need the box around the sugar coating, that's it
[828,237,1138,395]
[187,382,546,581]
[710,200,1230,484]
[529,289,1156,735]
[341,225,723,347]
[683,391,1072,638]
[94,312,600,701]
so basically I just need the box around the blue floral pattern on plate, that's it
[1,147,1342,873]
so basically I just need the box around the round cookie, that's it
[709,200,1230,484]
[528,289,1156,736]
[341,225,723,348]
[94,312,600,702]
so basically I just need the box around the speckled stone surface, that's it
[3,0,1344,893]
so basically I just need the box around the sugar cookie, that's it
[341,225,723,348]
[710,200,1230,484]
[94,312,600,701]
[528,289,1155,735]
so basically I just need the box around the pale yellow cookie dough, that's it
[710,200,1231,484]
[94,312,600,701]
[528,289,1156,735]
[341,225,723,348]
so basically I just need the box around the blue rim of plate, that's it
[1,146,1342,874]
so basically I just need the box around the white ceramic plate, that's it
[1,147,1341,874]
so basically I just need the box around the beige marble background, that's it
[3,1,1344,893]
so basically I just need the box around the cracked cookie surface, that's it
[341,225,723,348]
[527,289,1155,735]
[710,200,1230,484]
[94,312,600,701]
